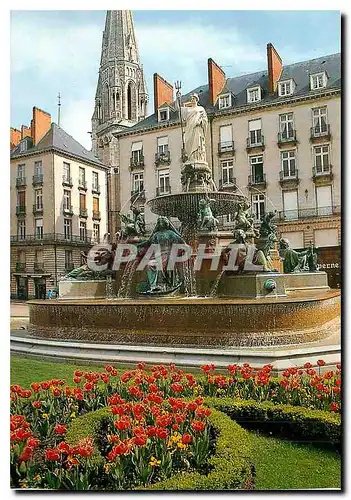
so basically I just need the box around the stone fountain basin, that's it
[27,289,340,348]
[147,191,246,220]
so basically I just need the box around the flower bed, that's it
[10,360,341,490]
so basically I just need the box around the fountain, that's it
[20,89,340,369]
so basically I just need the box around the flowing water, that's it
[117,260,139,298]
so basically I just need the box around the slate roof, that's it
[11,123,106,168]
[117,52,341,137]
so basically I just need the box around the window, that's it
[17,164,25,178]
[279,113,294,139]
[34,161,42,176]
[92,172,99,190]
[281,231,304,249]
[93,197,100,213]
[79,193,86,210]
[63,190,71,210]
[63,162,71,182]
[79,221,87,241]
[248,119,262,146]
[314,228,338,247]
[131,142,143,163]
[250,155,264,183]
[247,86,261,103]
[158,170,170,195]
[17,190,25,208]
[79,167,86,185]
[19,141,27,152]
[64,219,72,239]
[221,160,234,185]
[157,137,169,155]
[278,80,294,97]
[158,108,169,122]
[316,185,332,216]
[218,93,231,109]
[283,191,298,220]
[314,145,330,174]
[35,249,43,263]
[65,250,73,269]
[310,72,327,90]
[35,219,43,240]
[219,125,233,150]
[312,107,328,135]
[35,189,43,209]
[133,172,144,193]
[281,151,296,178]
[17,220,26,240]
[93,224,100,243]
[252,194,265,221]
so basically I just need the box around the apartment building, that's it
[116,47,340,257]
[10,109,107,299]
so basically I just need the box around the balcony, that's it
[16,205,26,216]
[65,263,75,272]
[34,262,44,273]
[155,151,171,167]
[63,205,73,215]
[277,130,297,148]
[15,262,26,272]
[219,178,237,191]
[248,173,266,190]
[279,169,300,188]
[218,141,235,155]
[62,175,73,187]
[33,204,43,215]
[278,205,340,221]
[92,210,101,221]
[130,155,145,170]
[310,124,331,142]
[16,177,26,188]
[78,180,87,191]
[32,175,43,186]
[246,135,265,152]
[312,165,333,185]
[156,186,171,197]
[92,185,101,195]
[10,233,94,246]
[79,208,88,218]
[130,190,145,202]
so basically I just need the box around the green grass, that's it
[11,356,341,490]
[250,430,341,490]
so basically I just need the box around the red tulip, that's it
[317,360,326,367]
[191,420,206,432]
[45,449,61,461]
[55,424,67,435]
[182,433,193,444]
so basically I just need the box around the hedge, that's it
[204,398,341,449]
[66,406,254,491]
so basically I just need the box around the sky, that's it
[10,10,341,149]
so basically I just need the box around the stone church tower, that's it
[91,10,148,233]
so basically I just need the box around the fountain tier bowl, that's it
[147,191,246,221]
[27,289,340,348]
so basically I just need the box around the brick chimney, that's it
[31,106,51,145]
[267,43,282,94]
[21,125,31,139]
[153,73,173,114]
[208,58,226,106]
[10,128,21,150]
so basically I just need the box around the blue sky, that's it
[10,10,341,149]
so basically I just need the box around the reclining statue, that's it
[278,238,318,273]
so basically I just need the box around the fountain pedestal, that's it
[216,272,286,299]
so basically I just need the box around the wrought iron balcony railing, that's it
[218,141,235,154]
[130,155,145,169]
[248,173,266,187]
[78,180,87,190]
[16,205,26,216]
[310,123,331,140]
[32,175,43,186]
[92,210,101,220]
[219,178,237,190]
[277,130,297,146]
[16,177,26,188]
[246,135,265,149]
[10,233,94,245]
[279,169,299,182]
[34,262,44,273]
[278,205,340,221]
[79,208,88,218]
[92,185,101,195]
[33,204,43,215]
[15,262,26,272]
[63,205,73,215]
[156,186,171,197]
[62,175,73,187]
[312,164,333,178]
[155,151,171,166]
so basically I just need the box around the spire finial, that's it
[57,92,61,127]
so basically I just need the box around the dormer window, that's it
[158,108,170,122]
[247,86,261,104]
[278,79,295,97]
[19,141,27,152]
[310,72,328,90]
[218,93,232,109]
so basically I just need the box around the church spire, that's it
[92,10,148,150]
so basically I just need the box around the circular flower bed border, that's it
[66,406,255,490]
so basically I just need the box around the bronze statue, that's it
[197,198,219,232]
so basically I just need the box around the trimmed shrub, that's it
[66,406,254,491]
[204,398,341,449]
